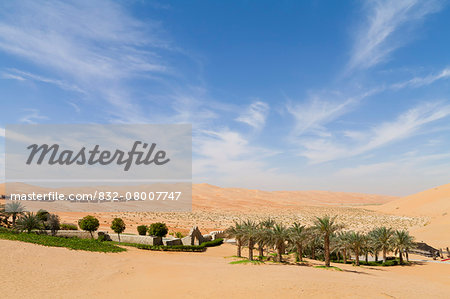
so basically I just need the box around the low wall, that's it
[109,234,162,245]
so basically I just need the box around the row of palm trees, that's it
[226,216,415,266]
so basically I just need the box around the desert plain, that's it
[1,182,449,298]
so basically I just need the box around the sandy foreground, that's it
[1,240,449,299]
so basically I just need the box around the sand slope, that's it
[1,240,449,299]
[372,183,450,248]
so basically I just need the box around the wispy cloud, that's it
[391,67,450,89]
[286,89,379,137]
[348,0,442,71]
[2,68,85,93]
[0,127,5,137]
[19,109,48,124]
[236,101,269,130]
[299,102,450,163]
[0,0,172,122]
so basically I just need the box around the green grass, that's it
[313,265,343,271]
[229,259,264,265]
[0,229,126,253]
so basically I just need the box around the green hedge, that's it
[332,259,402,266]
[125,238,224,252]
[201,238,223,247]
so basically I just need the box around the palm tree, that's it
[256,218,274,259]
[5,201,26,226]
[269,223,289,262]
[306,228,321,260]
[241,220,259,260]
[347,232,366,266]
[289,222,309,262]
[372,227,394,263]
[335,231,351,264]
[393,230,415,264]
[313,216,342,267]
[226,222,245,257]
[368,229,381,262]
[16,212,40,233]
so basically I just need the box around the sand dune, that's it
[192,183,397,211]
[371,183,450,248]
[0,182,397,209]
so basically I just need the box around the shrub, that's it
[16,212,40,233]
[78,215,100,238]
[175,231,184,238]
[137,225,147,236]
[201,238,223,247]
[148,222,168,237]
[47,214,60,236]
[111,218,126,242]
[36,209,50,222]
[60,223,78,230]
[97,233,107,242]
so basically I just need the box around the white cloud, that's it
[348,0,442,71]
[298,102,450,163]
[2,68,85,93]
[286,89,379,137]
[19,109,48,124]
[0,0,172,122]
[236,101,269,130]
[0,127,4,137]
[391,67,450,89]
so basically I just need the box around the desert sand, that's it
[1,183,449,298]
[369,184,450,248]
[1,240,449,299]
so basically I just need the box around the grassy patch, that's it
[313,265,343,271]
[0,229,126,253]
[229,259,264,265]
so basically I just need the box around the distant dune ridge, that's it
[0,182,397,209]
[192,183,397,210]
[371,183,450,248]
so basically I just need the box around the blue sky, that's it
[1,0,450,195]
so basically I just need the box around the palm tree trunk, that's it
[258,245,264,259]
[118,233,121,243]
[237,239,242,257]
[399,250,403,264]
[365,252,368,263]
[12,214,17,226]
[297,243,303,262]
[375,251,378,262]
[324,235,330,267]
[383,249,387,263]
[312,247,316,260]
[343,249,347,264]
[406,251,409,262]
[248,240,254,261]
[355,249,360,266]
[277,246,283,262]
